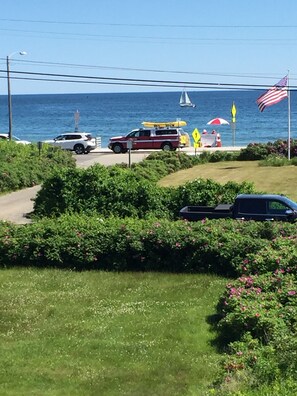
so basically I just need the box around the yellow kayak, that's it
[142,120,187,128]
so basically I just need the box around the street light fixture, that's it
[7,51,27,140]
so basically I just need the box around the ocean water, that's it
[0,90,295,148]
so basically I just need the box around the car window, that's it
[238,199,267,214]
[155,129,178,136]
[65,135,81,140]
[127,130,142,138]
[55,135,65,141]
[267,200,290,214]
[139,130,150,137]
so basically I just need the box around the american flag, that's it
[256,76,288,112]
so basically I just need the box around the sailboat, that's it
[179,90,196,108]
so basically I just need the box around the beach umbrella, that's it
[207,118,229,125]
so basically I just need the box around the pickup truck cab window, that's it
[127,129,151,138]
[268,200,290,214]
[238,199,266,214]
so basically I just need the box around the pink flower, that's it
[288,290,296,296]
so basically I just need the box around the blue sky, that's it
[1,0,297,94]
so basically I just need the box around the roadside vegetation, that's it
[0,139,297,395]
[0,141,75,193]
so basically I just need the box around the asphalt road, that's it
[0,150,151,224]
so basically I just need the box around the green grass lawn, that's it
[159,160,297,201]
[0,268,227,395]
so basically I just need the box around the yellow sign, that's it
[194,142,200,148]
[231,101,237,123]
[192,128,200,142]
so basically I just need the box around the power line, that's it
[1,69,296,90]
[0,58,294,82]
[1,27,296,42]
[0,27,296,45]
[2,18,297,28]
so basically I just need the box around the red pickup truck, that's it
[108,125,190,154]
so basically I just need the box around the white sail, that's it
[180,90,195,107]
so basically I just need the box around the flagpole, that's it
[288,71,291,160]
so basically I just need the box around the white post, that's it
[288,71,291,160]
[6,51,27,141]
[6,56,12,141]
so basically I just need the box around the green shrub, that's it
[216,272,297,387]
[0,141,75,193]
[238,139,297,161]
[238,143,270,160]
[1,216,295,276]
[208,151,240,163]
[145,151,193,172]
[259,154,290,167]
[33,165,173,219]
[240,236,297,275]
[131,159,169,182]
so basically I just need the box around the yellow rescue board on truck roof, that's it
[142,120,187,128]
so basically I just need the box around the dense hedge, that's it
[238,139,297,160]
[0,215,295,275]
[32,164,257,219]
[0,141,75,192]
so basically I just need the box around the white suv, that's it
[44,132,96,154]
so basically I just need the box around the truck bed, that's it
[179,204,233,221]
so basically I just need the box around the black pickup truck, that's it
[179,194,297,222]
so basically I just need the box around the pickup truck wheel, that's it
[112,143,123,154]
[162,142,173,151]
[74,144,85,154]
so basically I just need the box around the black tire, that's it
[112,143,123,154]
[74,143,85,154]
[161,142,173,151]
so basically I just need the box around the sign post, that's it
[231,102,237,146]
[37,141,43,156]
[192,128,201,156]
[127,139,133,168]
[74,110,80,132]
